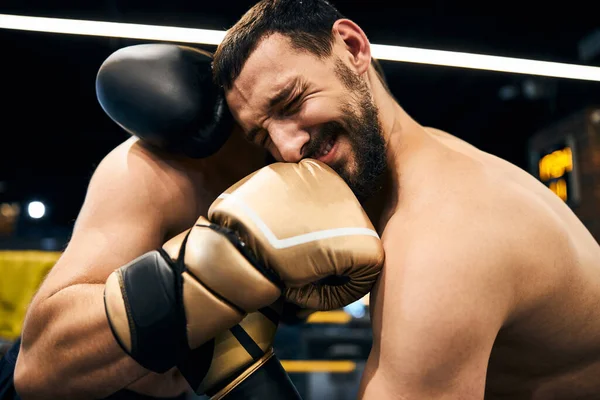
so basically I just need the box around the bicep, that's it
[361,318,493,400]
[363,290,498,400]
[34,144,175,301]
[361,219,513,399]
[378,306,495,398]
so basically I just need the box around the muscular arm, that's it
[14,139,197,399]
[359,210,517,399]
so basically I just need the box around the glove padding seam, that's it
[181,266,248,316]
[117,269,139,353]
[196,223,285,290]
[104,271,136,357]
[163,227,247,316]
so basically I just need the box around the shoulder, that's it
[403,170,561,252]
[91,137,189,195]
[32,139,205,295]
[379,159,570,318]
[364,189,516,398]
[81,137,211,240]
[380,177,529,315]
[384,198,512,278]
[83,137,203,235]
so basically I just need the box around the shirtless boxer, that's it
[6,44,383,399]
[4,45,266,400]
[212,0,600,398]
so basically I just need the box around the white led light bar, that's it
[1,14,600,82]
[0,14,226,45]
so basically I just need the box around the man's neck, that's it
[364,66,429,230]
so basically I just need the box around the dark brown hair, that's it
[213,0,389,92]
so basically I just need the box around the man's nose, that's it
[268,121,310,163]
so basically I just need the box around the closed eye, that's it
[245,127,269,148]
[279,95,302,116]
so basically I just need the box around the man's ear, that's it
[332,19,371,75]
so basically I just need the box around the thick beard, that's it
[301,60,387,202]
[329,60,387,202]
[303,114,384,202]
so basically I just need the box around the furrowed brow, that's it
[245,78,304,145]
[268,77,300,112]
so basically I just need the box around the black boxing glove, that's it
[95,44,232,158]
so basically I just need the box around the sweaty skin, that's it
[14,127,267,399]
[223,20,600,400]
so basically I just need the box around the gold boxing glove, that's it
[209,158,385,311]
[103,215,281,373]
[177,298,301,399]
[104,158,383,374]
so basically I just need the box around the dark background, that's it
[1,1,599,245]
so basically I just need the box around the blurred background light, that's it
[27,201,45,219]
[343,300,366,319]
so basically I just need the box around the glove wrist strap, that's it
[117,249,187,373]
